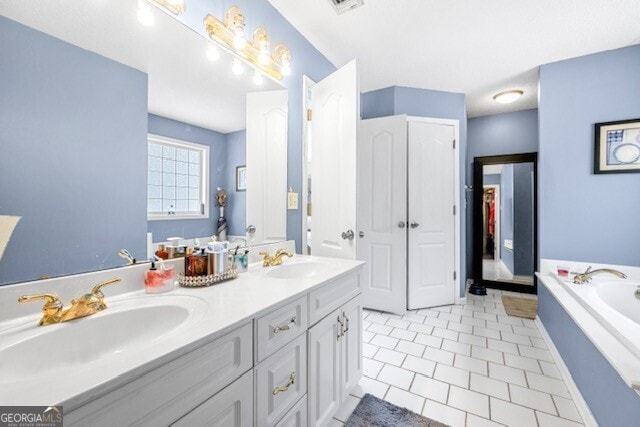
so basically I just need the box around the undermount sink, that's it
[0,295,207,384]
[266,260,332,279]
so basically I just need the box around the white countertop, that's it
[0,254,364,410]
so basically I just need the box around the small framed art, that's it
[236,165,247,191]
[594,118,640,174]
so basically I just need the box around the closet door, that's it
[357,115,408,314]
[407,121,455,309]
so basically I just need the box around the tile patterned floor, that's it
[331,289,584,427]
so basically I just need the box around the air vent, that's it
[327,0,364,15]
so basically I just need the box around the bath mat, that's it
[345,393,447,426]
[502,295,538,319]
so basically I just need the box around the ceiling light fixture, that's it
[204,7,292,81]
[137,0,154,26]
[232,58,245,76]
[493,90,524,104]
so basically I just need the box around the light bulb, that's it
[281,61,291,76]
[233,34,246,50]
[252,71,264,86]
[167,0,181,6]
[258,51,270,65]
[232,58,245,76]
[137,0,154,26]
[206,43,220,61]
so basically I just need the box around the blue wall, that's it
[225,130,247,236]
[467,109,539,278]
[361,85,468,295]
[499,164,514,273]
[513,162,534,276]
[0,16,148,284]
[147,114,228,242]
[174,0,336,253]
[538,44,640,423]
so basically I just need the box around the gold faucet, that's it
[572,266,627,284]
[18,278,120,326]
[259,248,294,267]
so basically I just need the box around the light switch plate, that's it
[288,192,298,210]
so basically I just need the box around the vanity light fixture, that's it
[137,0,155,26]
[204,7,292,81]
[274,44,291,76]
[493,90,524,104]
[252,71,264,86]
[150,0,186,15]
[206,43,220,62]
[232,58,245,76]
[254,28,271,65]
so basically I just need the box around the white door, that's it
[357,116,407,314]
[311,60,358,259]
[308,311,341,427]
[246,90,288,245]
[407,121,456,309]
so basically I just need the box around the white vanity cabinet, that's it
[172,372,253,427]
[61,262,362,427]
[308,295,363,427]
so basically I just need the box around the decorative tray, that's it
[177,266,239,288]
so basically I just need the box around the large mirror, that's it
[473,154,538,294]
[0,0,287,285]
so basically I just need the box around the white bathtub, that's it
[538,260,640,393]
[550,275,640,359]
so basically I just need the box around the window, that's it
[147,134,209,220]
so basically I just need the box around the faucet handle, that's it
[18,293,63,316]
[90,278,121,297]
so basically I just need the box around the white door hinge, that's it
[453,271,457,280]
[453,205,456,215]
[453,139,456,149]
[307,109,312,121]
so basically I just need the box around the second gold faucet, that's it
[260,248,294,267]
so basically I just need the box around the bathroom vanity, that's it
[0,251,363,427]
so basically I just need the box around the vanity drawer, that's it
[255,296,308,362]
[171,371,253,427]
[65,322,252,427]
[308,271,361,326]
[275,395,308,427]
[255,333,307,427]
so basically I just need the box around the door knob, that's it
[246,225,256,234]
[341,230,355,240]
[398,221,406,229]
[410,222,420,228]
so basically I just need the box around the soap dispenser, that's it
[144,259,174,293]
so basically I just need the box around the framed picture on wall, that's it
[594,118,640,174]
[236,165,247,191]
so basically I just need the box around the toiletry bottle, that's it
[145,261,174,293]
[155,244,169,260]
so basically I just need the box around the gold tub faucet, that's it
[18,278,121,326]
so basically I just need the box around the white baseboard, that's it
[455,296,467,305]
[535,317,598,427]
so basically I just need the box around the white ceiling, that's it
[269,0,640,118]
[0,0,282,133]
